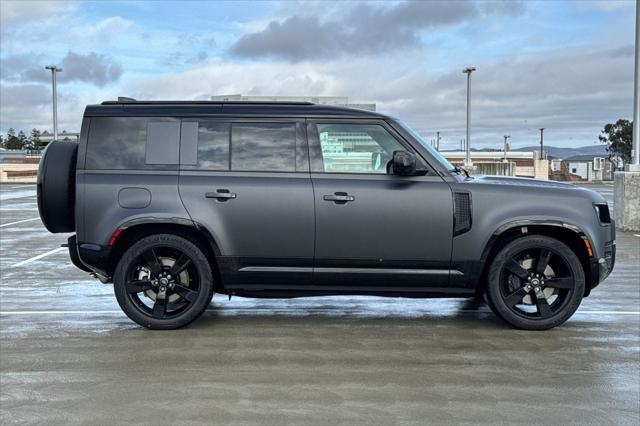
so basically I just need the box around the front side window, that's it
[316,123,405,174]
[231,123,296,172]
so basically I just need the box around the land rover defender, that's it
[37,100,615,329]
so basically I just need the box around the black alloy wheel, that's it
[486,235,585,330]
[114,234,214,329]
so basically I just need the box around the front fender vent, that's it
[454,192,472,236]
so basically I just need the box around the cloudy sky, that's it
[0,0,635,149]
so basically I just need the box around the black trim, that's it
[453,191,472,236]
[226,283,475,295]
[67,235,92,273]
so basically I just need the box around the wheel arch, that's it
[476,220,594,298]
[106,220,224,292]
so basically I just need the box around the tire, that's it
[114,234,214,330]
[37,141,78,233]
[486,235,585,330]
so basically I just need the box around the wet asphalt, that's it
[0,183,638,425]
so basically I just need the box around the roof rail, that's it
[101,99,315,106]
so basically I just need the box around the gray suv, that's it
[37,99,616,330]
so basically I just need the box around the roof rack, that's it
[102,98,315,106]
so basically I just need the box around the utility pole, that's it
[463,67,476,168]
[630,0,640,171]
[45,65,62,141]
[436,131,440,151]
[503,135,511,162]
[539,128,545,160]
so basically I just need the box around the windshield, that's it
[395,120,455,171]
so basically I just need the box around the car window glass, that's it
[86,117,147,170]
[231,123,296,172]
[316,123,405,174]
[198,121,230,170]
[146,121,180,165]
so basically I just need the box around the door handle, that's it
[205,189,237,201]
[323,192,355,203]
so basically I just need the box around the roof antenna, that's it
[117,97,136,102]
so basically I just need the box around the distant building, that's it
[39,130,80,145]
[563,155,615,181]
[440,150,548,179]
[210,94,376,111]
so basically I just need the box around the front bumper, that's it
[588,237,616,293]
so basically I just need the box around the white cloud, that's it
[0,0,77,25]
[71,16,134,41]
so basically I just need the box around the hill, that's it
[512,145,608,159]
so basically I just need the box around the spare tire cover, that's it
[37,141,78,233]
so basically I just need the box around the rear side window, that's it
[86,117,179,170]
[231,123,296,172]
[197,121,230,170]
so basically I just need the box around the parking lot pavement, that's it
[1,183,638,425]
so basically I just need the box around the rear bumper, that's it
[67,235,91,273]
[71,236,111,280]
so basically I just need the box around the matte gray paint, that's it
[77,171,189,245]
[117,187,151,209]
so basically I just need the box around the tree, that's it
[17,130,27,150]
[0,133,4,149]
[5,128,22,150]
[28,128,42,150]
[599,119,632,166]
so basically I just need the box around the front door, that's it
[179,119,314,289]
[308,120,454,291]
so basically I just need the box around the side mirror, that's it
[392,150,418,176]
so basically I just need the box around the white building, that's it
[564,155,613,181]
[210,94,376,111]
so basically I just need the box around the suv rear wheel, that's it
[113,234,214,330]
[486,235,585,330]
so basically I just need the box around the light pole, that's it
[539,128,545,160]
[503,135,511,162]
[630,0,640,171]
[45,65,62,141]
[463,67,476,167]
[436,131,440,151]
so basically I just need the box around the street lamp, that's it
[45,65,62,141]
[503,135,511,162]
[463,67,476,168]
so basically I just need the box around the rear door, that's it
[178,118,315,289]
[308,120,454,291]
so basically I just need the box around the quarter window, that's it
[86,118,180,170]
[316,123,405,174]
[231,123,296,172]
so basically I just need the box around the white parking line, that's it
[0,217,40,228]
[0,310,638,315]
[11,247,66,268]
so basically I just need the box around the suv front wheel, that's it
[113,234,214,329]
[486,235,585,330]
